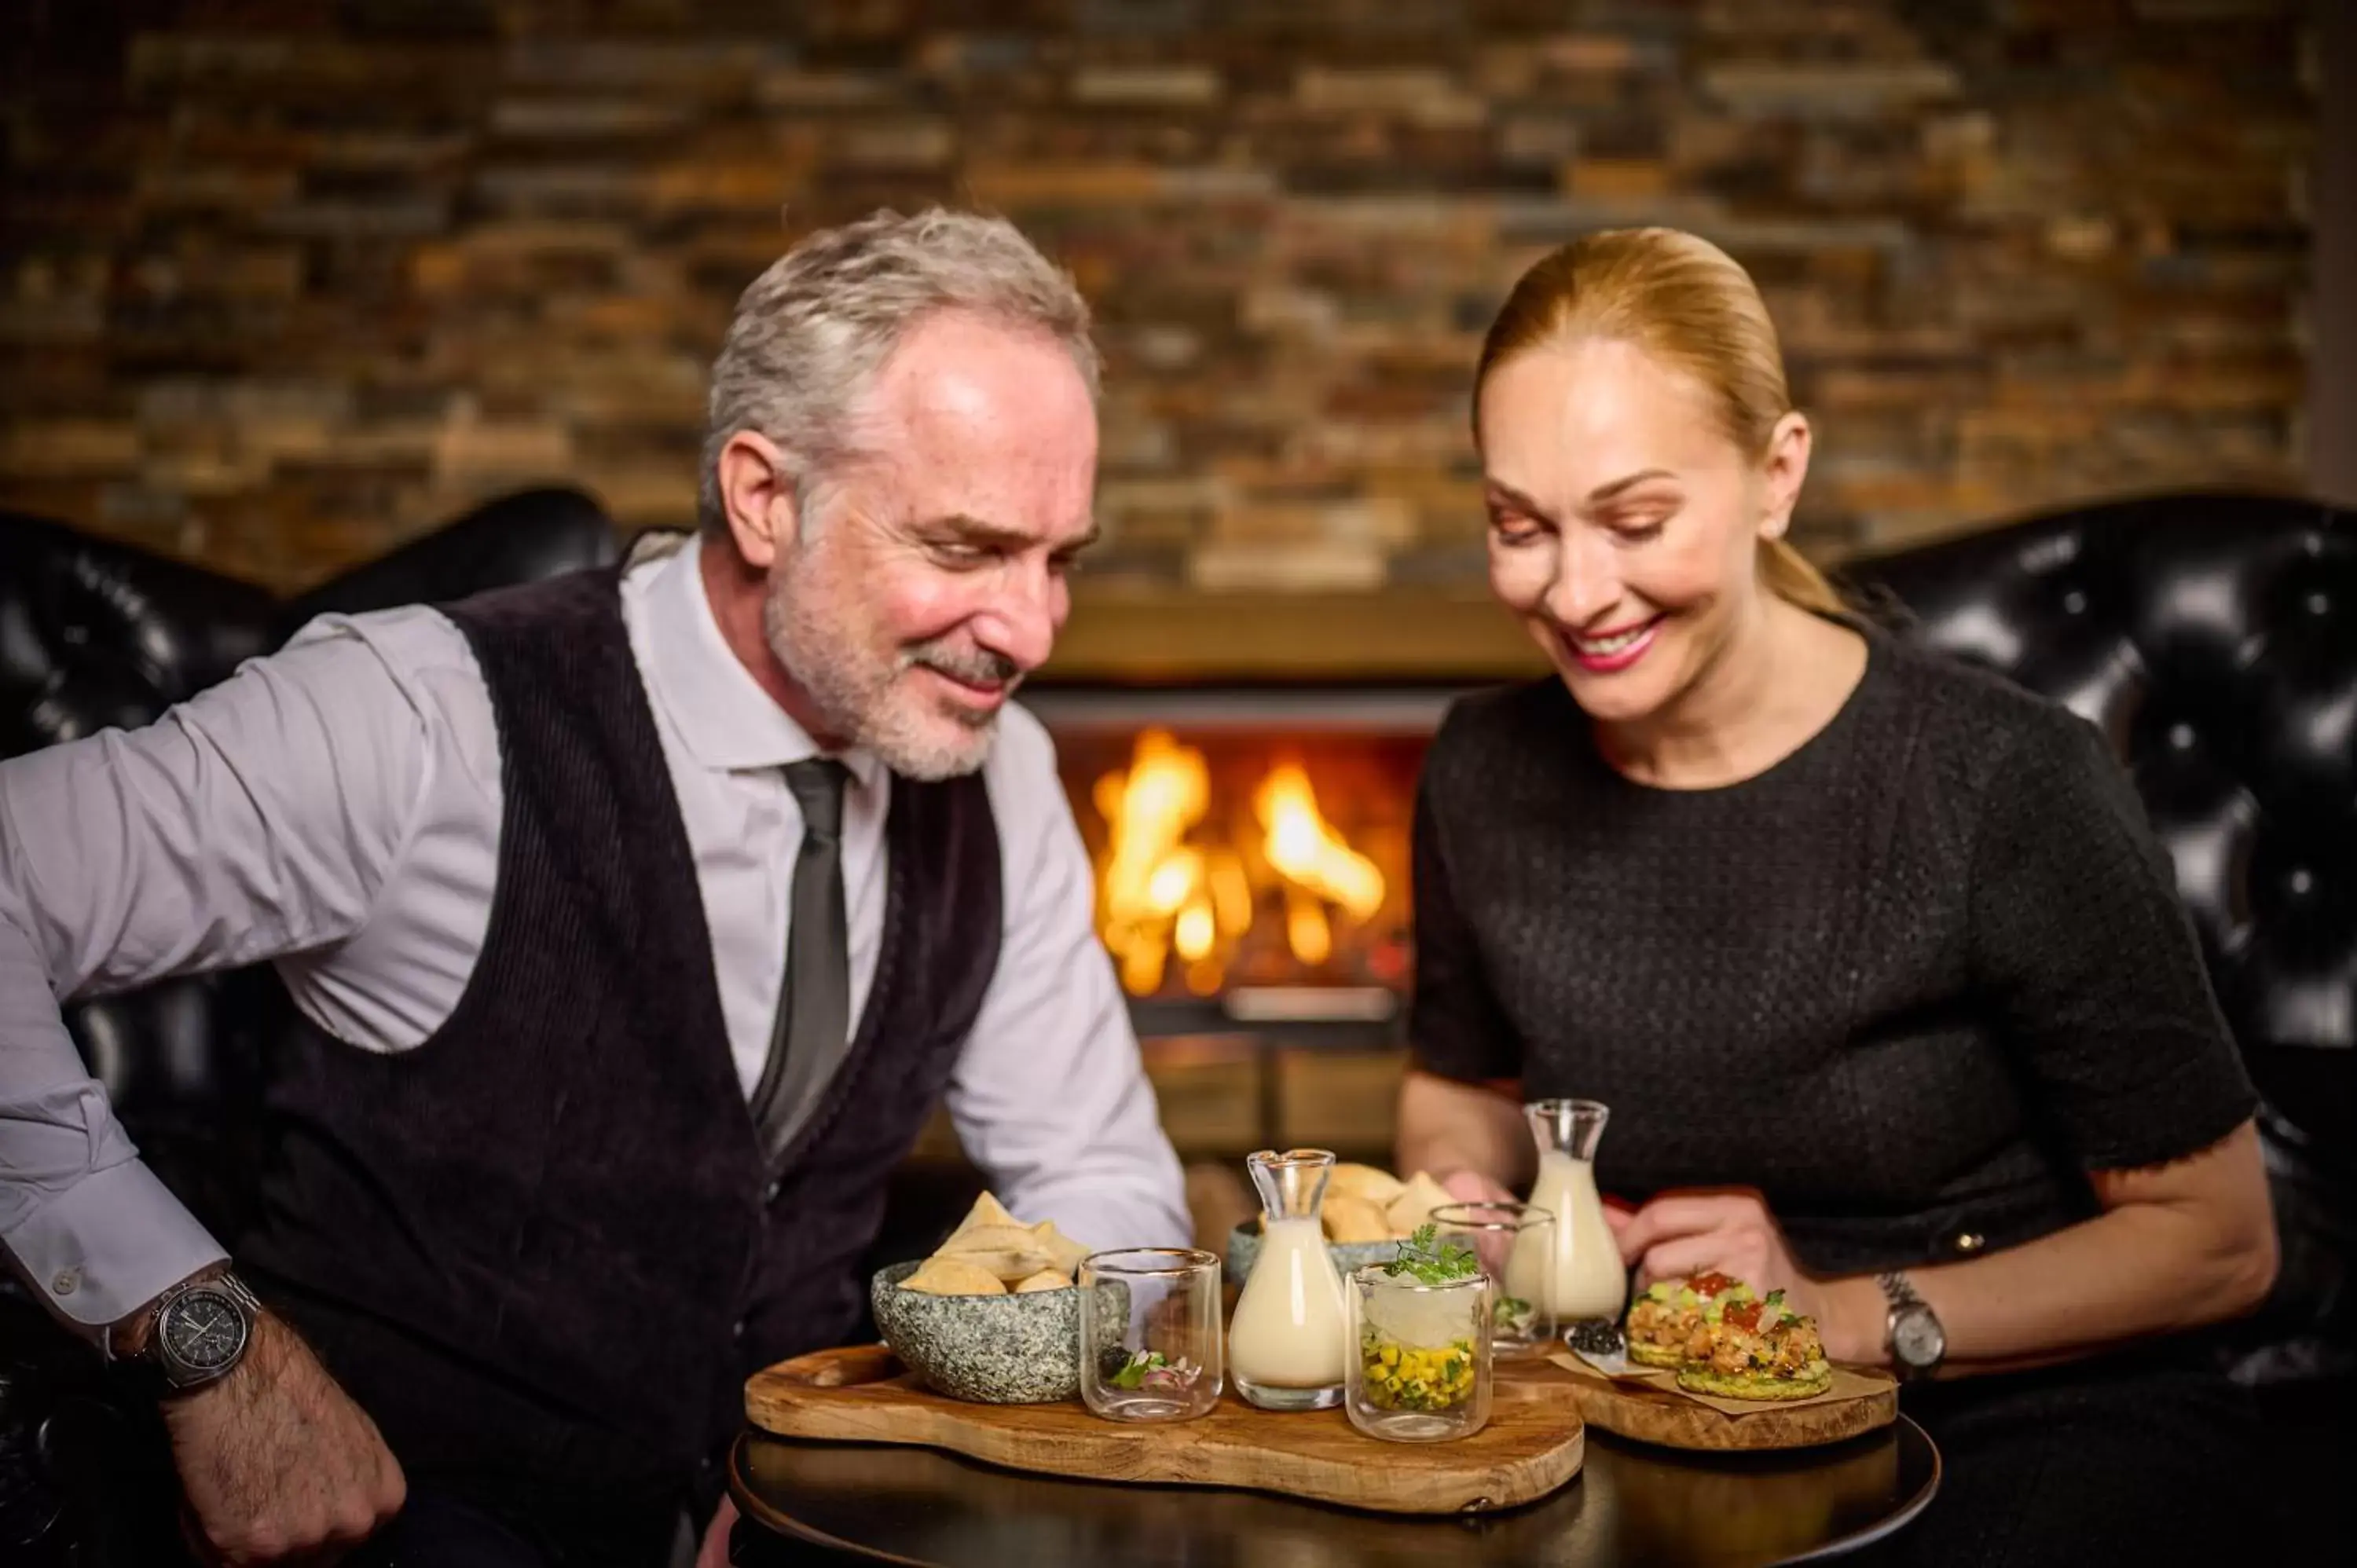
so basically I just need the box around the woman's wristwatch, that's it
[112,1267,264,1395]
[1876,1271,1947,1380]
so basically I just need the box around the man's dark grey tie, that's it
[750,758,852,1169]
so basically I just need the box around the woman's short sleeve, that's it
[1408,751,1523,1085]
[1968,709,2256,1171]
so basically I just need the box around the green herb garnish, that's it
[1108,1350,1200,1391]
[1382,1222,1480,1284]
[1495,1295,1534,1332]
[1109,1350,1165,1389]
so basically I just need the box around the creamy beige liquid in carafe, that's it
[1228,1217,1347,1387]
[1507,1150,1626,1320]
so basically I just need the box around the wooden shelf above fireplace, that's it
[1044,586,1552,683]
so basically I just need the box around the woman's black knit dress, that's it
[1411,623,2267,1564]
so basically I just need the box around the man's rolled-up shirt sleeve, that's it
[0,625,435,1337]
[945,710,1190,1256]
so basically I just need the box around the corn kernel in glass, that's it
[1344,1229,1493,1443]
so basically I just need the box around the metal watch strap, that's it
[138,1269,263,1393]
[1876,1269,1939,1380]
[206,1270,263,1319]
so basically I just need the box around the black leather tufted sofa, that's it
[0,489,619,1564]
[1842,491,2355,1405]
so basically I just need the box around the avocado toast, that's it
[1624,1270,1754,1369]
[1674,1288,1832,1401]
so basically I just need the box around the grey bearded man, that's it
[0,210,1189,1567]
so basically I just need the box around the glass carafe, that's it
[1509,1098,1627,1325]
[1228,1148,1349,1410]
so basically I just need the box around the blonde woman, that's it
[1398,229,2278,1562]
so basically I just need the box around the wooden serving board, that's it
[745,1344,1583,1515]
[1545,1354,1897,1451]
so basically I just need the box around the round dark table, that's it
[728,1414,1939,1567]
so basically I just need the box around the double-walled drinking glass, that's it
[1079,1247,1223,1422]
[1430,1200,1557,1359]
[1345,1263,1493,1442]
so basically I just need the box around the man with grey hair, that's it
[0,208,1189,1566]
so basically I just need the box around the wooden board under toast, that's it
[744,1344,1584,1515]
[1545,1354,1898,1451]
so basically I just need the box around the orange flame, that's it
[1094,730,1209,996]
[1093,735,1387,995]
[1254,764,1386,924]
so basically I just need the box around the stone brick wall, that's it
[0,0,2315,599]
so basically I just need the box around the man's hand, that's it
[160,1312,406,1565]
[1614,1190,1882,1363]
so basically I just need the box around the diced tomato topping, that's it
[1722,1299,1764,1331]
[1688,1272,1738,1298]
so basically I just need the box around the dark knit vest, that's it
[238,566,1001,1548]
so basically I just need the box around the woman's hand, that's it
[1615,1190,1884,1363]
[696,1497,738,1568]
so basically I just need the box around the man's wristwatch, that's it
[115,1269,263,1394]
[1876,1270,1946,1381]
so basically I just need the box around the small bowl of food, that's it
[871,1192,1116,1404]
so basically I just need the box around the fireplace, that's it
[892,650,1532,1233]
[1021,684,1464,1046]
[893,595,1540,1214]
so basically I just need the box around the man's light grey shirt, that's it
[0,532,1189,1337]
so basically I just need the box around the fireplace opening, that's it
[1023,686,1460,1039]
[874,683,1488,1225]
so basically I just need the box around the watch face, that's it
[161,1288,250,1374]
[1893,1306,1945,1368]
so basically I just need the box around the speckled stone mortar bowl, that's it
[871,1260,1129,1404]
[1225,1224,1401,1285]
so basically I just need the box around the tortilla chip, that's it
[947,1191,1019,1239]
[1384,1171,1453,1236]
[934,1222,1054,1282]
[1028,1220,1092,1276]
[899,1258,1007,1295]
[1326,1163,1406,1207]
[1013,1269,1072,1294]
[1322,1194,1392,1244]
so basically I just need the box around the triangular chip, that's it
[1322,1194,1391,1244]
[948,1191,1018,1240]
[1013,1269,1072,1294]
[1028,1220,1091,1276]
[1384,1171,1454,1236]
[1327,1163,1406,1207]
[899,1257,1006,1295]
[934,1222,1054,1282]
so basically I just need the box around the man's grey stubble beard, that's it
[762,578,1004,782]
